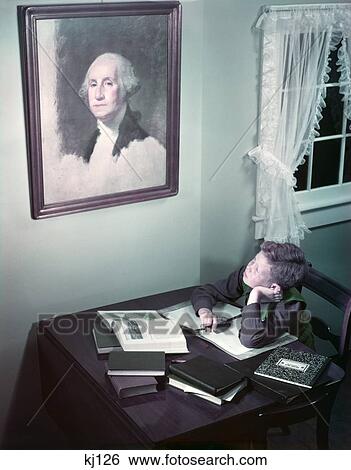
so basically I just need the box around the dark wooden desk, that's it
[37,287,345,449]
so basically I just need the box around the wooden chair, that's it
[252,266,351,449]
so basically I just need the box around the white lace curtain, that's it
[248,4,351,246]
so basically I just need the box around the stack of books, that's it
[168,355,248,405]
[92,316,166,399]
[107,351,165,399]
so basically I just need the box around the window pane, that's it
[347,119,351,134]
[343,137,351,183]
[318,86,343,137]
[328,42,341,84]
[294,155,309,191]
[312,139,341,188]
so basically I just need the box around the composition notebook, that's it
[254,347,330,389]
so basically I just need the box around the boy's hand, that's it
[198,308,218,331]
[247,284,282,304]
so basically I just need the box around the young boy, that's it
[191,241,314,349]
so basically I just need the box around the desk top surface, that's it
[38,286,345,446]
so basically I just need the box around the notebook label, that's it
[276,358,310,372]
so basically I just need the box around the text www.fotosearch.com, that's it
[84,453,268,468]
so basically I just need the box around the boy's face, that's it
[243,251,273,288]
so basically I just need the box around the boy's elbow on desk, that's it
[239,332,270,349]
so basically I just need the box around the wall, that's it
[0,0,203,445]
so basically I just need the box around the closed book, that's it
[226,352,333,403]
[253,347,330,389]
[107,351,165,376]
[168,374,248,405]
[168,355,246,396]
[226,354,302,403]
[92,323,121,354]
[109,375,158,399]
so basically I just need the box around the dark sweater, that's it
[191,266,314,349]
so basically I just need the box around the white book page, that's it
[159,301,242,330]
[198,317,297,360]
[119,316,185,342]
[168,377,221,404]
[168,377,241,404]
[99,311,189,354]
[98,310,159,330]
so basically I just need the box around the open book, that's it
[160,301,297,360]
[97,310,189,354]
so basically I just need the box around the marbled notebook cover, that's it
[254,347,330,388]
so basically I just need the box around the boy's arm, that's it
[191,266,245,314]
[239,300,304,348]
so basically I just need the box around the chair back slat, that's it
[303,267,351,311]
[302,266,351,368]
[339,298,351,368]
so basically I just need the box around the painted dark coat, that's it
[82,107,149,163]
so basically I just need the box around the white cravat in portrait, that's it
[88,103,127,167]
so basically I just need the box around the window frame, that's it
[294,77,351,228]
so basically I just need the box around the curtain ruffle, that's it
[259,33,281,153]
[337,37,351,120]
[256,6,351,33]
[263,224,309,246]
[247,146,296,187]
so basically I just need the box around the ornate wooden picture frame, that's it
[18,2,181,218]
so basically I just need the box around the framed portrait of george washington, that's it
[18,2,181,219]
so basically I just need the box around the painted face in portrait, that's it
[87,58,126,123]
[242,250,273,288]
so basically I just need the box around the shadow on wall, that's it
[1,325,68,449]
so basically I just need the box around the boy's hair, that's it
[260,241,308,289]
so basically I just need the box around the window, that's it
[294,43,351,228]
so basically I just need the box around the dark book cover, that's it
[226,354,303,403]
[253,347,330,388]
[168,355,246,396]
[107,351,165,376]
[168,374,248,405]
[226,349,331,402]
[108,375,158,399]
[92,323,121,354]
